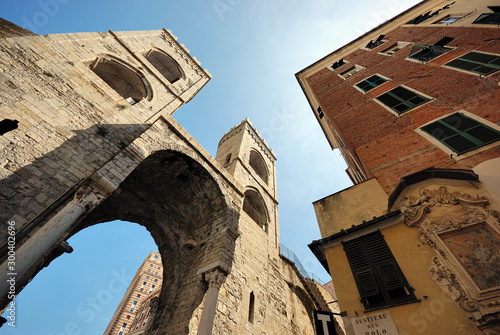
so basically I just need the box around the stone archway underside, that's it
[73,150,240,334]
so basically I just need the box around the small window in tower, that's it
[243,189,268,232]
[249,150,269,185]
[248,292,255,323]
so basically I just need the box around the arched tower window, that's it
[91,58,149,103]
[144,50,183,83]
[249,150,268,185]
[242,189,268,231]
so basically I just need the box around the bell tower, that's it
[215,118,278,247]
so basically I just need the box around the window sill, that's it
[363,298,421,313]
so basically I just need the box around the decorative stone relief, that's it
[400,186,500,331]
[204,268,227,289]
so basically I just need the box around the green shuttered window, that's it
[473,13,500,25]
[421,112,500,155]
[376,86,430,114]
[343,231,416,310]
[355,75,387,92]
[445,52,500,76]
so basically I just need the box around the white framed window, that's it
[338,65,365,80]
[417,111,500,159]
[378,41,412,56]
[444,51,500,77]
[433,13,471,25]
[327,58,349,71]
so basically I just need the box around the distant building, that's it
[297,0,500,334]
[127,289,160,335]
[104,252,163,335]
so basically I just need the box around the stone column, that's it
[0,187,99,297]
[197,268,227,335]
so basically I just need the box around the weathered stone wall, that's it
[0,22,339,335]
[0,28,210,245]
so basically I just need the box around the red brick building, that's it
[298,0,500,334]
[297,0,500,192]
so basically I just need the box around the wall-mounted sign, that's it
[351,310,399,335]
[313,310,337,335]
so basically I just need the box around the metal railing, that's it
[279,243,326,285]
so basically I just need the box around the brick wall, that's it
[307,25,500,193]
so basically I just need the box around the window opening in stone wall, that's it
[145,49,183,83]
[421,112,500,155]
[242,189,268,231]
[0,119,18,135]
[224,153,232,166]
[90,58,149,103]
[445,51,500,76]
[249,150,269,185]
[248,292,255,323]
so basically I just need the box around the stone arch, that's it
[249,149,269,184]
[144,49,183,83]
[63,150,237,334]
[242,188,268,231]
[90,56,152,103]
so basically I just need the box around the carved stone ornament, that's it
[204,268,227,289]
[74,186,100,211]
[400,186,500,331]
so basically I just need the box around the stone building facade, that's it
[297,0,500,334]
[0,20,340,334]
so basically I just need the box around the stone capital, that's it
[73,186,100,211]
[204,268,226,289]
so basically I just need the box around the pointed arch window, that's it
[90,58,149,103]
[243,189,268,231]
[249,150,269,185]
[145,50,183,83]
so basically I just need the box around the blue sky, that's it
[1,0,420,333]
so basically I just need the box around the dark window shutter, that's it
[363,233,407,291]
[343,239,380,298]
